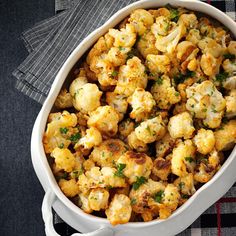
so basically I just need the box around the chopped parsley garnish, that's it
[57,172,68,180]
[166,4,179,22]
[69,132,81,142]
[174,71,195,85]
[118,46,125,51]
[156,77,163,85]
[181,194,189,199]
[131,198,137,205]
[179,182,185,190]
[154,190,164,203]
[185,156,194,163]
[71,169,83,178]
[223,53,235,60]
[60,127,69,134]
[175,91,180,97]
[114,163,126,178]
[111,70,118,77]
[215,72,228,83]
[146,125,152,135]
[132,176,147,190]
[58,143,64,149]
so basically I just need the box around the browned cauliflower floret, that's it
[173,102,187,115]
[106,92,128,121]
[43,111,77,153]
[228,41,236,55]
[171,140,196,177]
[76,127,102,150]
[87,105,119,137]
[146,54,171,75]
[225,90,236,118]
[118,119,135,140]
[88,188,109,211]
[178,13,198,30]
[151,16,171,36]
[186,29,201,45]
[162,184,180,211]
[129,9,154,35]
[174,173,196,196]
[152,156,171,181]
[136,31,159,58]
[109,24,136,47]
[155,132,176,158]
[200,53,221,77]
[58,179,80,197]
[72,83,102,113]
[117,151,153,184]
[135,116,166,144]
[151,75,181,110]
[223,75,236,90]
[69,72,88,97]
[168,112,195,139]
[105,194,132,225]
[194,163,215,183]
[193,128,215,155]
[55,89,73,109]
[214,120,236,151]
[186,81,226,128]
[127,131,148,152]
[222,59,236,74]
[128,88,156,122]
[114,57,148,96]
[90,139,129,167]
[79,193,93,213]
[106,47,131,67]
[51,147,76,172]
[129,179,165,214]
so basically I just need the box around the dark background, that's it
[0,1,54,235]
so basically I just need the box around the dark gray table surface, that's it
[0,1,55,235]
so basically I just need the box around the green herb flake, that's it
[181,194,189,199]
[60,127,69,134]
[131,198,137,205]
[223,53,236,60]
[185,156,194,163]
[114,163,126,178]
[118,46,125,51]
[132,176,147,190]
[111,70,118,77]
[145,125,152,135]
[174,71,195,85]
[58,143,64,149]
[170,8,179,22]
[69,132,81,142]
[156,77,163,85]
[154,190,164,203]
[179,182,185,190]
[175,91,180,97]
[215,72,228,83]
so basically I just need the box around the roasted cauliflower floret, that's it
[214,120,236,151]
[90,139,128,167]
[114,57,148,96]
[87,105,119,137]
[106,92,128,121]
[174,173,196,196]
[178,13,198,30]
[151,75,181,110]
[200,53,221,77]
[58,179,79,197]
[129,9,154,35]
[136,31,159,58]
[43,111,77,153]
[228,41,236,55]
[51,148,76,172]
[162,184,180,211]
[146,54,170,75]
[127,131,148,152]
[155,132,176,158]
[135,116,166,144]
[128,88,156,122]
[69,74,87,98]
[171,140,196,177]
[118,119,135,140]
[194,163,215,183]
[152,156,171,181]
[72,83,102,113]
[117,151,153,184]
[77,127,102,150]
[186,81,226,128]
[168,112,195,139]
[151,16,171,36]
[105,194,132,225]
[193,128,215,155]
[223,75,236,90]
[101,167,127,188]
[225,90,236,118]
[55,89,73,109]
[109,24,136,47]
[186,29,201,45]
[222,59,236,74]
[88,188,109,211]
[106,47,131,67]
[79,193,93,213]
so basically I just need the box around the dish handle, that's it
[42,190,114,236]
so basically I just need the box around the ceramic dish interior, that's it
[31,0,236,235]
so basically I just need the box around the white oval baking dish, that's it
[31,0,236,235]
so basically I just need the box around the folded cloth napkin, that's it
[13,0,236,235]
